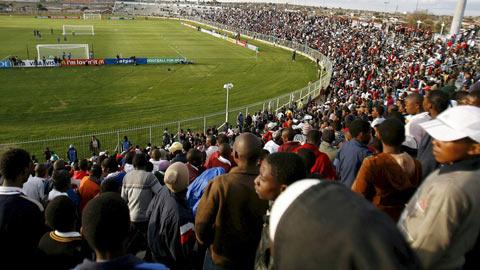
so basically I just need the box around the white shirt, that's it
[264,140,280,154]
[124,163,134,174]
[48,189,68,201]
[404,112,431,149]
[370,116,385,128]
[23,176,46,203]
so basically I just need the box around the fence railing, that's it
[0,16,333,160]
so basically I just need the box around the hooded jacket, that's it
[352,152,422,221]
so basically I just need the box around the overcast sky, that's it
[219,0,480,16]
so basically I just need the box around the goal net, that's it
[36,44,89,60]
[62,25,95,35]
[83,13,101,20]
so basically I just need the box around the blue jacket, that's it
[147,186,195,270]
[187,167,226,216]
[67,148,77,163]
[335,139,372,188]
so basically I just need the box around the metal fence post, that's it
[149,126,152,144]
[177,121,181,135]
[246,107,248,116]
[276,98,280,111]
[116,131,120,152]
[203,116,207,135]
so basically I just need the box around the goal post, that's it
[62,25,95,35]
[36,44,89,60]
[83,13,101,20]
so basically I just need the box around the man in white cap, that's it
[170,142,186,163]
[398,105,480,270]
[147,162,195,270]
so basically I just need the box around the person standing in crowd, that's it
[186,148,204,183]
[403,93,431,153]
[78,164,102,213]
[170,142,187,163]
[121,136,131,152]
[196,133,268,270]
[89,136,101,157]
[67,145,78,164]
[335,119,372,188]
[370,104,386,128]
[254,152,306,270]
[206,143,233,173]
[23,163,49,204]
[121,153,162,254]
[398,105,480,270]
[416,90,450,180]
[147,162,196,269]
[205,135,218,159]
[0,148,45,269]
[74,193,167,270]
[269,180,420,269]
[39,196,90,270]
[352,119,422,221]
[319,129,338,162]
[101,156,126,192]
[187,167,226,217]
[73,159,89,180]
[237,112,244,133]
[296,130,336,179]
[48,169,80,207]
[263,130,282,154]
[277,128,300,153]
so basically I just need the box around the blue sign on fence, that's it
[0,60,12,69]
[104,58,147,65]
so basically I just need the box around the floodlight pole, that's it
[224,83,233,124]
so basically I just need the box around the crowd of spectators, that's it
[1,4,480,270]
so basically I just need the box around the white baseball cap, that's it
[420,105,480,143]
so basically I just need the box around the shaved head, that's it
[233,133,262,165]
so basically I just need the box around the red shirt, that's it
[205,151,237,168]
[296,143,336,180]
[277,141,301,153]
[207,157,233,173]
[73,170,88,180]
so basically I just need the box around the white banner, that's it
[14,59,58,68]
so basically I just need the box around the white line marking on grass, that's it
[168,44,186,59]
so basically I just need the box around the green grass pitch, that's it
[0,15,317,146]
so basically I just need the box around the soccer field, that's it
[0,15,317,145]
